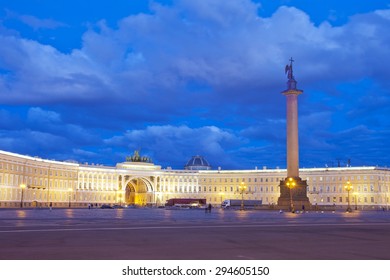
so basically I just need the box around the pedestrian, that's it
[208,203,212,213]
[302,204,305,212]
[49,202,52,211]
[88,203,91,209]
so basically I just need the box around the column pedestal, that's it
[278,177,311,211]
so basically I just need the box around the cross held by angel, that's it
[285,57,294,80]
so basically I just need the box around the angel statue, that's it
[285,57,294,80]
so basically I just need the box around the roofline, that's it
[0,150,79,167]
[198,166,389,174]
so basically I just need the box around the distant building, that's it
[0,149,389,209]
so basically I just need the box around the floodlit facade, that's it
[0,149,389,209]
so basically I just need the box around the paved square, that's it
[1,208,390,260]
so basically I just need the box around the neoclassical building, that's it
[0,150,389,209]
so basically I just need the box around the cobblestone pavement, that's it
[1,208,390,260]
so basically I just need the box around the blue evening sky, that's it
[0,0,389,169]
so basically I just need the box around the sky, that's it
[0,0,390,170]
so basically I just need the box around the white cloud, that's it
[1,1,390,168]
[5,9,67,30]
[105,125,243,167]
[28,107,61,123]
[1,1,390,107]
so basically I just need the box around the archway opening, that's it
[124,178,152,206]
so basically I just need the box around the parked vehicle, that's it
[165,198,206,208]
[100,204,113,209]
[221,199,262,209]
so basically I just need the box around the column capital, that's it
[282,89,303,96]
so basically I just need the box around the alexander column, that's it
[277,58,310,211]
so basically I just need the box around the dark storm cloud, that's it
[0,0,389,168]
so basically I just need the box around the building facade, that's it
[0,149,389,209]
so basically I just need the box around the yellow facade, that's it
[0,150,389,209]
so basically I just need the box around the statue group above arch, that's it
[126,149,153,163]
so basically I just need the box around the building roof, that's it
[184,155,212,170]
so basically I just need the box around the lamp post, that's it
[239,182,247,211]
[353,192,358,210]
[68,188,73,208]
[20,184,26,208]
[219,192,224,204]
[345,181,353,212]
[286,177,296,212]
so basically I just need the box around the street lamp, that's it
[345,181,353,212]
[68,188,73,208]
[219,192,224,204]
[239,182,247,211]
[353,192,358,210]
[286,177,296,212]
[20,184,26,208]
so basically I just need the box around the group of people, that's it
[88,203,98,209]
